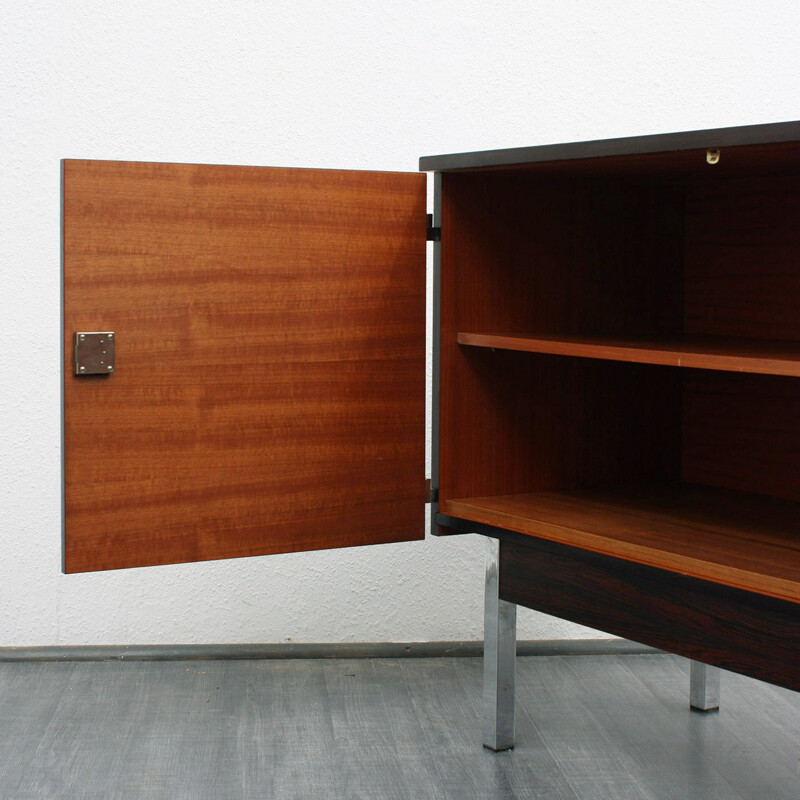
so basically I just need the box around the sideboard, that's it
[63,120,800,749]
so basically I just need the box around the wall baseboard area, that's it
[0,639,661,662]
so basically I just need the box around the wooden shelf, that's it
[457,332,800,377]
[441,484,800,602]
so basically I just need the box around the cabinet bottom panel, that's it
[440,483,800,602]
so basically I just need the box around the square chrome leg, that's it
[690,660,721,711]
[483,537,517,751]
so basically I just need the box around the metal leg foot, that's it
[482,537,517,751]
[690,660,720,711]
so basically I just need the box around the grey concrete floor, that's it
[0,654,797,799]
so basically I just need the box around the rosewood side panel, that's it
[498,534,800,692]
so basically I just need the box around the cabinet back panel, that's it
[681,371,800,502]
[440,172,684,337]
[438,172,683,503]
[438,349,683,502]
[684,176,800,341]
[63,160,427,572]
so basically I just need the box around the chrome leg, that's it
[483,537,517,751]
[690,660,720,711]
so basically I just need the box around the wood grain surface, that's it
[437,162,800,584]
[499,535,800,691]
[681,370,800,502]
[456,331,800,377]
[442,484,800,602]
[436,173,684,512]
[684,176,800,341]
[63,160,426,572]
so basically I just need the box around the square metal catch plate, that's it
[75,332,115,375]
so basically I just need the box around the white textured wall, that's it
[1,1,798,647]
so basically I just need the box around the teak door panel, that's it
[63,160,426,573]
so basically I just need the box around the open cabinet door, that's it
[63,160,427,572]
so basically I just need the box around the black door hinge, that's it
[425,478,439,504]
[426,214,441,242]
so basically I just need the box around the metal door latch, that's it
[75,332,115,375]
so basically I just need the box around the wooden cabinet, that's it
[63,121,800,690]
[426,121,800,692]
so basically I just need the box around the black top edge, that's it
[418,120,800,172]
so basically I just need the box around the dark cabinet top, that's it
[419,119,800,173]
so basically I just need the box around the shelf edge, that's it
[457,332,800,377]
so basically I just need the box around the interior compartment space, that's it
[435,156,800,600]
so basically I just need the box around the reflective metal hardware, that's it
[706,149,720,165]
[483,537,517,751]
[690,661,721,711]
[74,332,115,375]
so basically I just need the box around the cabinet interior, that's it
[436,146,800,601]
